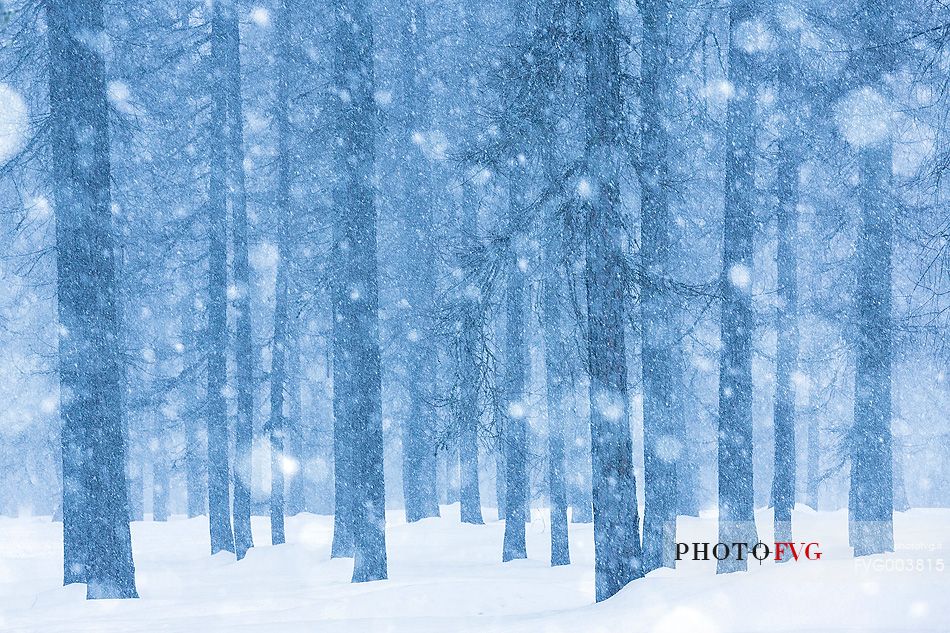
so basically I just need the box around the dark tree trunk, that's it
[495,433,507,521]
[206,1,236,557]
[640,0,680,572]
[582,0,643,602]
[331,0,388,582]
[218,2,255,561]
[183,295,206,518]
[454,4,484,530]
[569,394,593,523]
[717,0,760,574]
[542,247,570,567]
[128,448,145,523]
[399,1,441,523]
[892,437,909,511]
[849,0,895,558]
[268,0,295,547]
[772,135,800,558]
[47,0,138,599]
[501,174,529,562]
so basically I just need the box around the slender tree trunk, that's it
[772,135,799,558]
[676,389,700,517]
[52,430,64,522]
[330,338,354,556]
[151,411,170,522]
[207,1,236,557]
[457,290,484,524]
[805,406,819,509]
[331,0,388,582]
[542,245,570,566]
[717,0,759,574]
[128,446,145,522]
[640,0,680,572]
[183,294,206,518]
[456,188,484,523]
[495,431,507,520]
[268,0,295,547]
[286,325,305,516]
[455,0,483,530]
[47,0,137,598]
[569,392,593,523]
[583,0,643,602]
[892,437,909,511]
[217,3,256,561]
[502,174,529,562]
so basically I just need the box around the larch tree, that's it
[268,0,298,547]
[397,0,441,524]
[717,0,760,574]
[206,0,236,557]
[221,0,255,561]
[848,0,896,557]
[771,12,803,558]
[47,0,138,599]
[582,0,644,602]
[639,0,682,572]
[330,0,388,582]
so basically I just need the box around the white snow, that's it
[0,506,947,632]
[250,241,279,272]
[835,87,892,148]
[249,7,271,28]
[577,178,592,198]
[734,19,774,54]
[0,83,28,165]
[107,81,137,115]
[728,264,752,290]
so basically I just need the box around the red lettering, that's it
[774,542,802,561]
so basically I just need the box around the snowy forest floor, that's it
[0,505,947,632]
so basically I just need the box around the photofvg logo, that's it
[676,541,823,563]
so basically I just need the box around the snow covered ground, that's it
[0,505,947,632]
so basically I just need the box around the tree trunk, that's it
[206,1,236,557]
[772,135,800,558]
[569,393,593,523]
[454,1,484,530]
[849,0,895,558]
[268,0,295,547]
[542,242,570,566]
[495,432,507,521]
[892,437,909,511]
[216,2,255,561]
[151,411,170,522]
[717,0,759,574]
[331,0,388,582]
[805,406,820,509]
[583,0,643,602]
[286,325,305,516]
[399,1,440,523]
[47,0,138,598]
[640,0,680,572]
[502,174,529,562]
[128,446,145,523]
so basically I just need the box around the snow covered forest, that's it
[0,0,948,630]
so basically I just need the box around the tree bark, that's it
[582,0,643,601]
[48,0,138,598]
[717,0,760,574]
